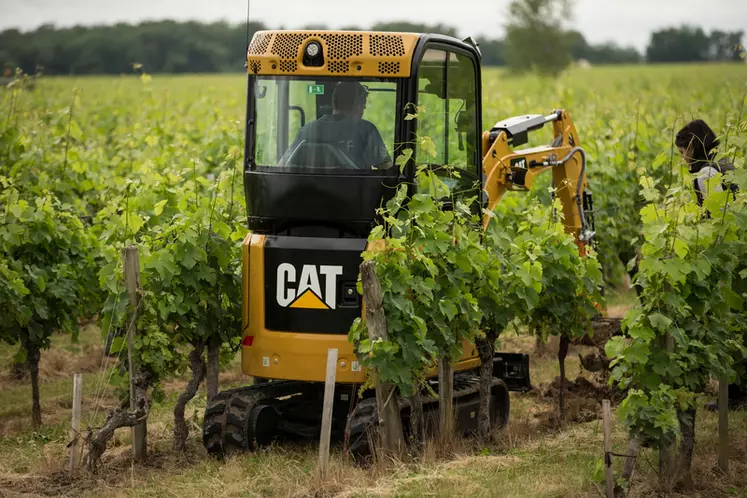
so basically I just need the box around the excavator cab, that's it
[203,30,590,459]
[244,32,485,238]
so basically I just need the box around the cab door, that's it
[410,42,483,196]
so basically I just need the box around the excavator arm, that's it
[481,109,595,251]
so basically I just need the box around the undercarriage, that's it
[202,353,529,459]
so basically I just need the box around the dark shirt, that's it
[280,114,391,169]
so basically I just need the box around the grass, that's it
[3,306,747,497]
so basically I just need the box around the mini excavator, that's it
[202,30,596,458]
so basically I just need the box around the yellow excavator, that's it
[202,30,595,458]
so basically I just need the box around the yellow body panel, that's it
[246,30,419,78]
[241,234,479,383]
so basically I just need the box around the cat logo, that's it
[276,263,343,310]
[511,157,527,169]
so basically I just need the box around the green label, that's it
[307,84,324,95]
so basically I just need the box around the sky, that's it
[2,0,746,52]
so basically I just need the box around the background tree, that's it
[504,0,574,76]
[708,30,745,61]
[6,19,735,74]
[645,26,743,63]
[567,31,641,64]
[646,26,710,63]
[475,37,507,66]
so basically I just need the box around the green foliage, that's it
[509,197,603,342]
[349,164,602,395]
[2,73,246,402]
[98,153,246,389]
[0,185,99,355]
[349,166,486,394]
[607,133,747,445]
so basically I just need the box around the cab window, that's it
[415,49,478,174]
[253,77,397,172]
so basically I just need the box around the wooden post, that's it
[359,261,404,456]
[718,373,729,473]
[602,399,614,498]
[69,373,82,474]
[318,348,338,478]
[123,245,146,461]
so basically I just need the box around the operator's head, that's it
[332,81,368,118]
[675,119,719,169]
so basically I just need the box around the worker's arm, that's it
[695,166,723,197]
[365,123,393,170]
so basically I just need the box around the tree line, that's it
[0,18,743,76]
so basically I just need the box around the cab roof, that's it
[246,30,476,78]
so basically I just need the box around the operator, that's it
[278,81,392,169]
[676,119,745,411]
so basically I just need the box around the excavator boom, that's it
[482,109,595,249]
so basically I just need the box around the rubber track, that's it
[202,380,308,459]
[346,374,508,459]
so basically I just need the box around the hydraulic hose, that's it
[543,146,595,242]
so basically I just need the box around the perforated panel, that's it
[377,61,400,74]
[328,60,350,73]
[246,30,418,77]
[278,60,297,72]
[271,33,307,59]
[318,33,363,60]
[248,32,272,55]
[369,34,406,57]
[248,59,262,73]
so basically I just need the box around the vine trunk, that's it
[206,340,219,402]
[173,343,206,451]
